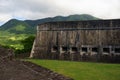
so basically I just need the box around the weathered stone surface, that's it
[30,19,120,63]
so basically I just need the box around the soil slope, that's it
[0,46,72,80]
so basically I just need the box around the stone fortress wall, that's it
[30,19,120,63]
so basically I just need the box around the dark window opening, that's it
[62,47,68,51]
[103,48,110,53]
[92,47,98,52]
[53,46,58,51]
[72,47,78,51]
[115,48,120,53]
[82,47,87,52]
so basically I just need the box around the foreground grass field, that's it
[26,59,120,80]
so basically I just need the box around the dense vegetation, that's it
[15,36,35,54]
[26,59,120,80]
[0,19,35,34]
[0,31,35,54]
[0,31,26,49]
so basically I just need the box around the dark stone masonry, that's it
[30,19,120,63]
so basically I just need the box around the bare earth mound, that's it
[0,47,72,80]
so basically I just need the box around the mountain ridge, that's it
[0,14,100,34]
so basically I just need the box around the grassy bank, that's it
[0,31,34,50]
[25,59,120,80]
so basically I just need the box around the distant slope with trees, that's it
[0,14,100,34]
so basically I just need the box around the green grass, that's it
[0,31,34,50]
[25,59,120,80]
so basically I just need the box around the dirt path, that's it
[0,46,73,80]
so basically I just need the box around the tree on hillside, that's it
[21,36,35,53]
[15,36,35,54]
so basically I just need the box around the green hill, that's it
[0,14,100,34]
[0,19,35,34]
[25,14,100,27]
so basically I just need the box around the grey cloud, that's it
[11,0,59,14]
[0,0,120,25]
[0,0,62,24]
[0,0,59,15]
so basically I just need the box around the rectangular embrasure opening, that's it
[103,48,110,53]
[53,46,58,51]
[92,47,98,52]
[115,48,120,53]
[82,47,87,52]
[62,47,68,51]
[72,47,78,51]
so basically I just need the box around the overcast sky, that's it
[0,0,120,25]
